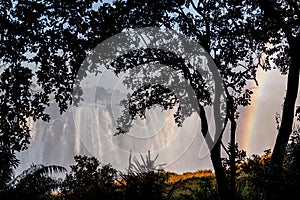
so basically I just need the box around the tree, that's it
[1,1,260,199]
[122,1,299,198]
[3,0,296,199]
[257,0,300,171]
[61,155,118,200]
[0,0,177,188]
[0,0,99,188]
[103,1,261,199]
[0,0,141,188]
[248,0,300,198]
[172,1,258,197]
[1,164,66,200]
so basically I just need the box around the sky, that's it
[236,67,289,156]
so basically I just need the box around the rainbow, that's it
[239,67,267,154]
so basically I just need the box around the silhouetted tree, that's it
[108,1,261,199]
[1,1,258,199]
[0,164,66,200]
[249,1,300,198]
[2,1,298,199]
[0,0,178,189]
[111,2,300,198]
[0,0,99,188]
[61,155,118,200]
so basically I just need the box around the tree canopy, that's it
[1,0,299,199]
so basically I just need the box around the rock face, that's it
[16,86,209,174]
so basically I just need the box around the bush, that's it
[61,155,119,200]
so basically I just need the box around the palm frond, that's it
[12,164,66,185]
[35,164,67,176]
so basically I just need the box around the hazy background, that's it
[16,65,300,175]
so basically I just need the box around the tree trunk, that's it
[267,38,300,199]
[211,141,231,200]
[229,119,237,198]
[226,91,237,198]
[271,38,300,168]
[199,103,231,200]
[208,54,232,200]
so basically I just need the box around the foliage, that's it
[0,164,66,200]
[0,0,98,188]
[0,0,179,189]
[221,142,247,196]
[118,151,171,200]
[236,127,300,200]
[172,176,218,200]
[1,147,300,200]
[236,150,271,200]
[256,2,300,194]
[119,171,169,200]
[1,0,299,199]
[61,155,119,200]
[281,125,300,198]
[167,170,215,184]
[222,143,247,170]
[108,0,264,198]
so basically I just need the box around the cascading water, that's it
[16,85,213,175]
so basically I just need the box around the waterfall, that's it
[16,86,213,175]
